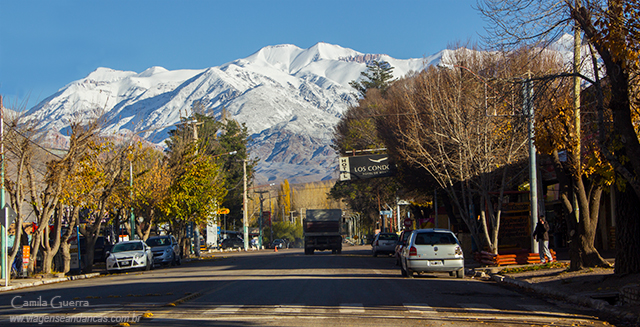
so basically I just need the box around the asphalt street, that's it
[0,245,616,326]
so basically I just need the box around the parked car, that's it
[146,235,181,266]
[220,237,244,250]
[394,230,413,266]
[372,232,399,257]
[272,239,288,249]
[105,240,154,273]
[399,229,464,279]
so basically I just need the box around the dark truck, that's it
[304,209,342,255]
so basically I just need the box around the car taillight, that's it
[409,246,417,256]
[455,246,463,256]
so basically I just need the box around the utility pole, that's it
[188,119,202,254]
[255,190,269,249]
[243,160,248,250]
[129,153,135,240]
[525,78,539,253]
[573,11,582,223]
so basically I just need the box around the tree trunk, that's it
[28,229,43,275]
[575,179,610,268]
[42,251,56,274]
[40,204,64,274]
[60,242,71,274]
[84,238,96,273]
[60,206,80,274]
[8,217,23,275]
[615,187,640,274]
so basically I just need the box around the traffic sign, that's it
[404,218,412,228]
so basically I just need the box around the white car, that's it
[400,229,464,278]
[106,240,154,273]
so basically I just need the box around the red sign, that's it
[22,245,30,272]
[404,218,412,228]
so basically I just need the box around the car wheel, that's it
[456,268,464,279]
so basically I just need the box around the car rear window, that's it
[378,233,399,241]
[146,238,169,246]
[414,232,457,245]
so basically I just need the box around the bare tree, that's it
[3,111,37,275]
[377,48,538,254]
[22,119,104,275]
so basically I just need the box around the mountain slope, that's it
[23,42,433,184]
[23,37,583,184]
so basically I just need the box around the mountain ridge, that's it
[21,37,578,184]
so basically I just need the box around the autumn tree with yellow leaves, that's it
[479,0,640,274]
[534,74,613,270]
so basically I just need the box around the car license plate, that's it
[430,260,442,266]
[121,261,131,266]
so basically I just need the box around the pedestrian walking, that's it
[533,216,553,263]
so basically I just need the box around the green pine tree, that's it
[349,60,396,98]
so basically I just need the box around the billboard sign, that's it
[339,154,395,181]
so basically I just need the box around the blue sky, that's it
[0,0,486,109]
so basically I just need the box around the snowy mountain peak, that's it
[138,66,169,77]
[25,43,430,184]
[548,33,575,53]
[84,67,135,83]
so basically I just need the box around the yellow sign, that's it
[217,208,230,215]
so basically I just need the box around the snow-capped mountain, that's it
[23,37,584,184]
[24,42,435,184]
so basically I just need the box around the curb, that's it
[491,273,640,325]
[0,273,101,292]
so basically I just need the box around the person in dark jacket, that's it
[533,216,553,263]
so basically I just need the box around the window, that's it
[414,232,457,245]
[378,233,399,241]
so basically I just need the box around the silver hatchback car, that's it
[372,232,399,257]
[399,229,464,278]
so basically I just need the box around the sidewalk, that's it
[0,272,102,292]
[469,248,640,326]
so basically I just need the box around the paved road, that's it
[0,245,616,326]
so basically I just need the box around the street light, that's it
[243,159,248,251]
